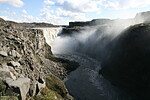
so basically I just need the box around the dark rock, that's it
[101,23,150,100]
[69,19,112,27]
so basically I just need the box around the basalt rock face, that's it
[61,26,87,35]
[62,19,112,35]
[0,18,74,100]
[69,19,112,27]
[101,23,150,100]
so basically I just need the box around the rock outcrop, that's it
[101,23,150,100]
[69,19,112,27]
[0,18,76,100]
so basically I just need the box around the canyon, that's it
[0,11,150,100]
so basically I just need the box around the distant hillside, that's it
[0,18,58,29]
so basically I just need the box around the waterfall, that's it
[41,27,62,46]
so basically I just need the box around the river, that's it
[55,53,131,100]
[42,27,131,100]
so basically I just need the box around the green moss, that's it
[35,55,43,65]
[4,88,20,98]
[45,75,68,98]
[32,87,62,100]
[0,96,18,100]
[0,80,6,96]
[0,57,12,64]
[0,80,6,92]
[0,79,20,98]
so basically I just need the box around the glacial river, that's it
[55,53,131,100]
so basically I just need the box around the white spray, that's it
[51,12,149,60]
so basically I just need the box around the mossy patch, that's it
[0,80,6,96]
[34,55,43,65]
[32,87,62,100]
[45,75,68,98]
[0,96,18,100]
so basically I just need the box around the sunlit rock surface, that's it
[0,18,76,100]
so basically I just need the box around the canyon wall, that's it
[0,18,75,100]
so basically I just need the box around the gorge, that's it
[0,11,150,100]
[42,11,150,100]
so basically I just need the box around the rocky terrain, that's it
[0,18,78,100]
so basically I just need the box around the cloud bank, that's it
[0,0,24,7]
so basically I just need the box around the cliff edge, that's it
[0,18,76,100]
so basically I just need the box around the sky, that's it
[0,0,150,25]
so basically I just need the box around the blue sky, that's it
[0,0,150,25]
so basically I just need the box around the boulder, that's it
[0,51,8,57]
[9,61,20,68]
[0,63,17,80]
[6,78,30,100]
[101,23,150,100]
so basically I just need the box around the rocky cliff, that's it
[100,23,150,100]
[69,19,112,27]
[0,18,77,100]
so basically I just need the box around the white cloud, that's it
[0,10,17,16]
[55,0,102,13]
[44,0,55,5]
[22,15,39,22]
[0,15,20,22]
[22,9,28,14]
[0,15,39,22]
[0,16,8,20]
[40,7,68,25]
[56,8,86,20]
[40,0,103,24]
[41,7,54,14]
[104,0,150,9]
[0,0,24,7]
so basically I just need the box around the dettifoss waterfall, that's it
[41,26,132,100]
